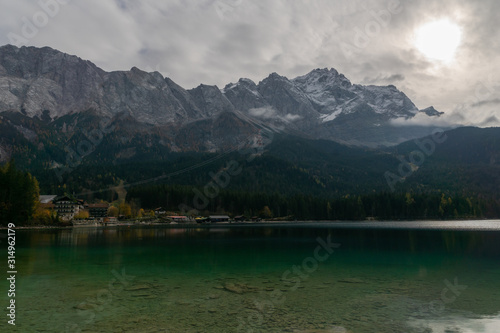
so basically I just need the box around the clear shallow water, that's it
[3,221,500,333]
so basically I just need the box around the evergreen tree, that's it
[0,161,40,226]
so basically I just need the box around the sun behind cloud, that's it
[414,19,462,62]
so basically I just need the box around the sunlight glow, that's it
[415,19,462,62]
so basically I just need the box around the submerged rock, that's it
[73,302,94,310]
[224,283,245,294]
[125,284,152,291]
[223,282,259,294]
[131,293,154,298]
[293,326,349,333]
[337,278,364,284]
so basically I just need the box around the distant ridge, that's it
[0,44,445,156]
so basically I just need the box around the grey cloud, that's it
[471,98,500,108]
[480,116,499,126]
[363,74,405,84]
[0,0,498,127]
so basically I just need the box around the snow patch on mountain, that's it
[284,114,302,121]
[249,107,277,119]
[0,45,447,148]
[249,106,301,122]
[321,108,343,122]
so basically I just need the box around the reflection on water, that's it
[4,221,500,332]
[410,314,500,333]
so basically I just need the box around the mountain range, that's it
[0,45,498,209]
[0,44,445,164]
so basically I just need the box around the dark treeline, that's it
[0,161,40,226]
[127,184,490,220]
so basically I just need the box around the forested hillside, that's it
[0,161,40,225]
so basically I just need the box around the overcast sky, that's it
[0,0,498,126]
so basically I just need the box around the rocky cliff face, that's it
[223,67,441,145]
[0,45,105,119]
[0,44,445,165]
[0,45,205,125]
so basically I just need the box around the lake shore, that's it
[3,218,499,230]
[10,221,500,333]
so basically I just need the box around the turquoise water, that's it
[3,221,500,332]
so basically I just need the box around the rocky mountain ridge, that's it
[0,44,446,165]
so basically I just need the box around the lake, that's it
[4,221,500,332]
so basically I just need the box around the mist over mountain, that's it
[0,44,447,165]
[2,44,499,207]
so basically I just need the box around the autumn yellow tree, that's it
[119,202,132,218]
[74,210,90,219]
[108,206,119,217]
[259,206,273,219]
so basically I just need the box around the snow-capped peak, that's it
[293,67,352,91]
[420,106,443,117]
[222,78,257,93]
